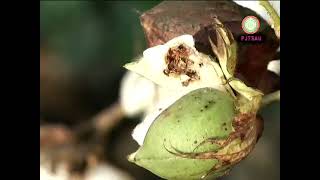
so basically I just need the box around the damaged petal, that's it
[164,44,200,86]
[124,34,226,93]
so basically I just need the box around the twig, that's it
[40,101,126,176]
[92,101,124,136]
[73,101,125,140]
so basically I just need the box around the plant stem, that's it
[259,0,280,39]
[261,90,280,108]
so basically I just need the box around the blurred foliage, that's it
[41,1,161,75]
[40,1,161,124]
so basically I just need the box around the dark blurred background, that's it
[40,1,279,180]
[40,1,160,126]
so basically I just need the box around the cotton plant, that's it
[119,1,280,179]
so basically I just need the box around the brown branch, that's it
[72,101,124,142]
[40,101,126,176]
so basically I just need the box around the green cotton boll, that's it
[128,87,236,179]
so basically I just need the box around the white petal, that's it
[132,87,186,145]
[132,113,157,146]
[267,60,280,76]
[120,71,157,117]
[165,34,195,47]
[124,35,225,92]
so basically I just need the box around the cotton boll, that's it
[126,35,227,145]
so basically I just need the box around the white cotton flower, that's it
[124,34,226,93]
[123,1,282,144]
[123,34,226,145]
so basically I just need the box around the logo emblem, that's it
[241,16,260,34]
